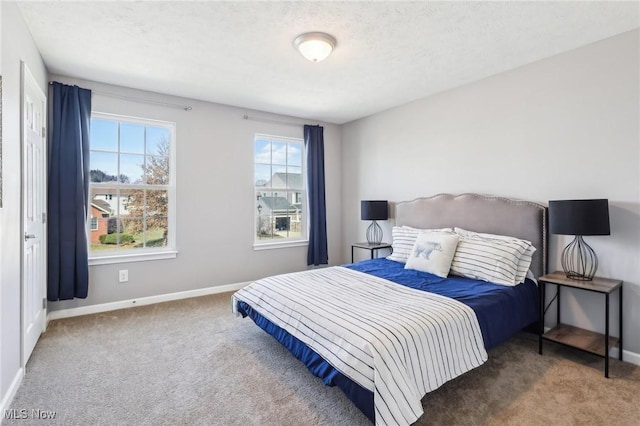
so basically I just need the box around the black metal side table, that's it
[538,271,623,378]
[351,242,392,263]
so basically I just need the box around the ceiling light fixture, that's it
[293,32,336,62]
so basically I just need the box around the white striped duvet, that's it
[232,267,488,426]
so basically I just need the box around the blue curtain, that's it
[47,82,92,301]
[304,125,328,265]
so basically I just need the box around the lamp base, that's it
[366,221,383,245]
[561,235,598,281]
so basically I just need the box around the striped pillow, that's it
[454,228,536,284]
[515,245,536,283]
[387,226,452,264]
[450,235,528,286]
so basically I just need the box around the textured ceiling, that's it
[17,1,639,124]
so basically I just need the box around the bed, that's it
[232,193,547,425]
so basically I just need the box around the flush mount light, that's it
[293,32,336,62]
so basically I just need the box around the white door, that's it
[22,63,47,364]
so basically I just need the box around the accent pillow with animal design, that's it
[404,231,460,277]
[386,226,453,264]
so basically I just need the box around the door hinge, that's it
[42,298,46,309]
[42,212,47,224]
[42,127,46,138]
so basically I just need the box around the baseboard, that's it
[610,347,640,366]
[47,281,251,321]
[0,367,24,425]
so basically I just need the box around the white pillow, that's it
[404,231,460,277]
[454,228,536,284]
[387,226,452,264]
[450,234,528,286]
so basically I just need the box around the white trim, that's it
[47,281,251,321]
[610,347,640,366]
[89,250,177,266]
[0,367,24,422]
[253,240,309,250]
[255,132,304,144]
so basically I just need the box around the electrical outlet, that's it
[119,270,129,283]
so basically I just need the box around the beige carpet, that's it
[5,292,639,425]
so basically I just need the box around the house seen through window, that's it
[89,113,176,256]
[254,134,306,245]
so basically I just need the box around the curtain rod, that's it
[243,114,305,127]
[48,82,192,111]
[93,90,192,111]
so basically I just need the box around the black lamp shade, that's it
[361,201,388,221]
[549,199,610,236]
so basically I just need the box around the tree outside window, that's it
[88,114,175,255]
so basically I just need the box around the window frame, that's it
[253,133,307,250]
[88,112,177,265]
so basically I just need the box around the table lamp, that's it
[548,199,610,281]
[361,200,388,245]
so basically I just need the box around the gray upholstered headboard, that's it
[395,193,548,278]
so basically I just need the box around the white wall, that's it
[341,30,640,355]
[47,76,343,312]
[0,0,48,409]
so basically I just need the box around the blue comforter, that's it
[345,258,539,350]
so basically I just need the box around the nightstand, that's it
[538,271,623,378]
[351,242,392,263]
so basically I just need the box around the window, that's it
[88,113,176,263]
[254,134,306,247]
